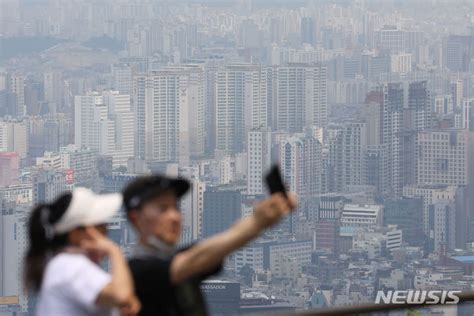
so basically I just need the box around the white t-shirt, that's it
[36,252,118,316]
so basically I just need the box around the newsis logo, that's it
[375,290,462,305]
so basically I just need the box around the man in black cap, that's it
[123,175,297,316]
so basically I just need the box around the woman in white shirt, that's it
[24,187,140,316]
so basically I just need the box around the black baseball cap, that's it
[122,175,190,212]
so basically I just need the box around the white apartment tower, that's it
[277,134,322,198]
[327,122,368,192]
[135,65,205,165]
[276,63,327,133]
[247,128,272,195]
[74,91,134,167]
[9,74,25,116]
[215,64,270,155]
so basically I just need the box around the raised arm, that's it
[169,192,297,284]
[80,227,138,313]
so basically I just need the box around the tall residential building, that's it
[341,122,367,189]
[74,92,108,152]
[301,17,315,45]
[365,145,388,196]
[74,91,134,167]
[462,98,474,130]
[215,64,269,155]
[43,72,63,110]
[327,127,344,192]
[276,63,327,133]
[180,166,206,242]
[24,82,41,115]
[402,81,431,187]
[381,82,404,197]
[451,80,463,110]
[407,81,431,131]
[135,65,205,164]
[376,80,430,197]
[277,134,322,198]
[363,91,388,195]
[0,120,28,159]
[8,74,25,116]
[327,121,367,192]
[246,128,271,195]
[102,91,135,167]
[203,60,223,156]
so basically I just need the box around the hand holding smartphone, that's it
[264,165,287,198]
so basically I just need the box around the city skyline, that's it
[2,0,474,314]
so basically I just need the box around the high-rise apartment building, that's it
[74,91,134,167]
[8,74,25,116]
[451,80,463,110]
[135,65,205,164]
[375,81,430,197]
[0,120,28,159]
[301,17,315,45]
[246,128,272,195]
[381,82,404,197]
[179,166,206,242]
[327,121,367,192]
[215,64,270,154]
[43,72,63,111]
[277,134,322,198]
[276,63,327,133]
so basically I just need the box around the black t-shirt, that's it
[129,251,222,316]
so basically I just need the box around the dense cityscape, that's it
[2,0,474,314]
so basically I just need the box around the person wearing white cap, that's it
[24,187,141,316]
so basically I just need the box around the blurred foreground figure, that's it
[25,188,140,316]
[123,175,297,316]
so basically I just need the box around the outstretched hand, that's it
[253,192,298,229]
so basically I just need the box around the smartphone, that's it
[265,165,287,197]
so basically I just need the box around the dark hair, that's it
[24,193,72,291]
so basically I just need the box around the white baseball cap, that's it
[53,187,123,234]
